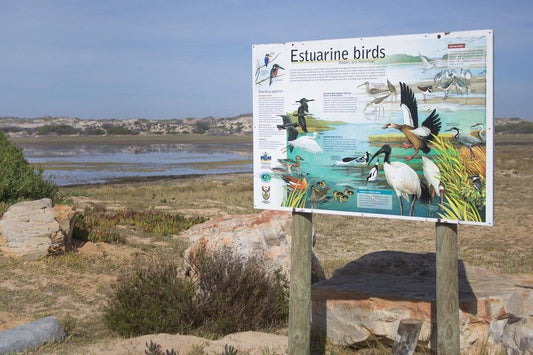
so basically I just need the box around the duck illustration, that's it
[310,185,330,204]
[281,172,308,190]
[382,82,441,161]
[277,155,304,174]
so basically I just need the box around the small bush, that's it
[73,206,205,243]
[73,206,125,243]
[0,131,57,202]
[104,248,288,338]
[188,247,289,336]
[104,258,197,337]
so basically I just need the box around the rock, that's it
[311,251,533,354]
[183,210,325,282]
[0,198,77,259]
[53,205,77,251]
[0,316,65,353]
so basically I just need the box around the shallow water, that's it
[21,142,253,186]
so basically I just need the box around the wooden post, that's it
[289,211,313,355]
[435,222,460,354]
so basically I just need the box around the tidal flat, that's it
[12,134,253,186]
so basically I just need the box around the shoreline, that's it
[10,133,253,145]
[60,171,253,188]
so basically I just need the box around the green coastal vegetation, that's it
[0,131,57,206]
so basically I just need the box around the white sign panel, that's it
[253,30,493,225]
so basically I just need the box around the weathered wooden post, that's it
[435,222,460,354]
[289,211,313,355]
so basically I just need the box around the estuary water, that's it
[20,142,253,186]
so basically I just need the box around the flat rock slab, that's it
[312,251,533,354]
[0,316,65,353]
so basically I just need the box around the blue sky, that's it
[0,0,532,119]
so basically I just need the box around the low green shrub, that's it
[0,131,57,202]
[73,206,125,243]
[73,206,205,243]
[187,246,289,336]
[104,257,197,337]
[104,248,288,338]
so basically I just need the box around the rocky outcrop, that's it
[183,210,325,282]
[311,251,533,354]
[0,199,77,259]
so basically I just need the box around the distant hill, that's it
[495,117,533,134]
[0,114,253,137]
[1,115,530,136]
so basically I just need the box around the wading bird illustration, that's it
[417,85,433,102]
[282,172,308,190]
[434,70,444,84]
[437,76,454,100]
[264,53,271,68]
[295,98,314,113]
[447,126,484,159]
[387,79,397,101]
[460,68,472,85]
[269,64,284,86]
[358,81,390,97]
[288,132,323,154]
[422,156,444,204]
[332,152,369,167]
[470,123,486,143]
[454,75,469,97]
[382,82,441,161]
[369,144,431,216]
[447,127,483,156]
[419,52,437,73]
[364,94,390,115]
